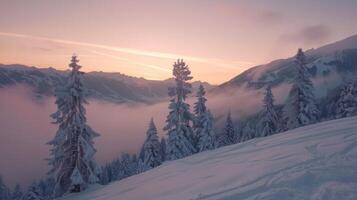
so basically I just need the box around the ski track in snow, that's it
[62,117,357,200]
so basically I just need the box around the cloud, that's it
[257,11,284,25]
[280,24,332,45]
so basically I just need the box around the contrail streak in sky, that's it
[0,32,253,68]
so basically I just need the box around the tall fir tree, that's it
[11,184,23,200]
[48,55,100,197]
[335,81,357,118]
[194,84,216,152]
[22,182,43,200]
[0,176,10,200]
[240,122,255,142]
[160,137,167,162]
[141,118,162,169]
[258,85,280,137]
[164,59,196,160]
[218,112,236,146]
[283,49,320,130]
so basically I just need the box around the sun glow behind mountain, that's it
[1,0,357,84]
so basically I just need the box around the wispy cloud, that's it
[0,32,253,69]
[88,50,170,72]
[279,24,332,45]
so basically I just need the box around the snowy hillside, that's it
[217,34,357,95]
[62,116,357,200]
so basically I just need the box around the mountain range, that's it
[1,34,357,104]
[0,64,213,103]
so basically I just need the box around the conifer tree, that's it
[283,49,320,129]
[160,137,167,162]
[48,55,100,197]
[241,122,255,142]
[335,81,357,118]
[194,84,216,152]
[258,85,280,137]
[22,182,43,200]
[0,176,10,200]
[142,118,162,169]
[164,59,196,160]
[12,184,23,200]
[219,112,236,146]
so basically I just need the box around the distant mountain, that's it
[0,64,215,103]
[216,34,357,98]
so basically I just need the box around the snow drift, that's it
[62,116,357,200]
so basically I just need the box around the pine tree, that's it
[258,85,280,137]
[283,49,320,130]
[142,118,162,169]
[164,59,196,160]
[0,176,10,200]
[12,184,23,200]
[22,182,43,200]
[47,55,100,197]
[335,81,357,118]
[241,122,255,142]
[218,112,236,146]
[160,137,167,162]
[193,85,216,152]
[136,159,149,174]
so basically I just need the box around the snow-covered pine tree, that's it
[48,55,100,197]
[0,176,10,200]
[283,48,320,130]
[37,178,55,200]
[22,182,43,200]
[193,85,217,152]
[160,137,167,162]
[335,81,357,118]
[99,164,111,185]
[164,59,196,160]
[136,159,149,174]
[142,118,162,169]
[218,112,236,146]
[108,159,120,181]
[258,85,280,137]
[11,184,23,200]
[241,122,255,142]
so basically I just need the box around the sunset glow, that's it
[1,0,357,83]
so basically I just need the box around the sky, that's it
[0,0,357,84]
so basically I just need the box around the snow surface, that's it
[62,117,357,200]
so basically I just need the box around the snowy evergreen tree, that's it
[196,111,216,151]
[160,137,167,162]
[47,55,100,197]
[241,122,255,142]
[335,81,357,118]
[0,176,10,200]
[164,59,196,160]
[193,84,207,117]
[283,49,320,130]
[12,184,23,200]
[218,112,236,146]
[136,159,149,174]
[38,178,55,200]
[99,165,111,185]
[22,182,43,200]
[142,118,162,169]
[193,85,216,152]
[258,85,280,137]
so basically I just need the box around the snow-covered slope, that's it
[63,117,357,200]
[216,34,357,95]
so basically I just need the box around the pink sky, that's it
[0,0,357,84]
